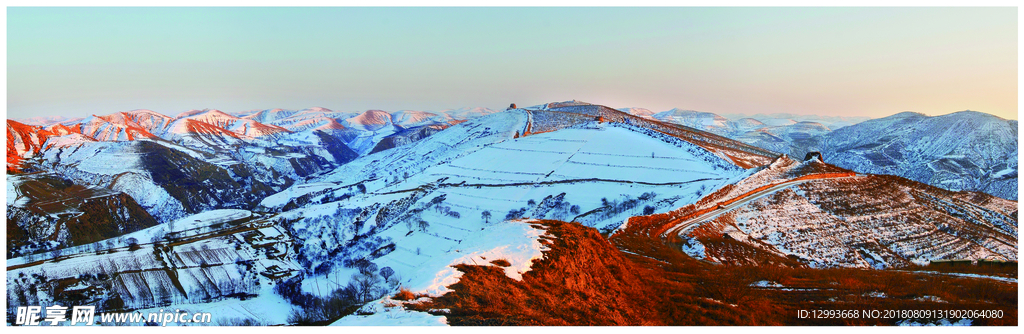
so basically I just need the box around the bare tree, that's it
[481,211,492,224]
[379,266,395,281]
[351,272,382,302]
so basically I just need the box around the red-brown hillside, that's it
[410,220,1017,326]
[7,120,60,172]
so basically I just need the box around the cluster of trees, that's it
[292,203,396,277]
[528,110,596,133]
[530,193,581,221]
[375,193,425,231]
[490,193,585,224]
[505,207,529,221]
[277,263,401,325]
[184,273,259,305]
[434,205,461,219]
[396,193,468,233]
[306,233,393,279]
[576,192,661,228]
[405,219,430,233]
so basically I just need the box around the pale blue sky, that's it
[6,7,1018,120]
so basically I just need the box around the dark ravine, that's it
[368,124,448,155]
[136,141,276,214]
[6,175,158,258]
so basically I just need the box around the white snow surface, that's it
[331,297,447,326]
[381,220,548,296]
[131,282,297,326]
[749,280,784,288]
[169,209,252,232]
[902,271,1018,283]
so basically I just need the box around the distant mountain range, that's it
[818,111,1018,200]
[6,106,501,256]
[616,106,1017,200]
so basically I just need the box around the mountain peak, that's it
[946,110,1007,121]
[664,108,701,114]
[889,111,928,119]
[304,107,333,113]
[545,100,594,109]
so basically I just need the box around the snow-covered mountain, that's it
[265,108,357,132]
[652,108,732,135]
[7,120,53,171]
[436,107,499,120]
[718,112,870,130]
[5,102,767,322]
[12,115,75,127]
[531,101,779,168]
[5,106,499,254]
[173,109,291,139]
[617,107,657,119]
[344,110,395,132]
[390,110,448,128]
[235,108,302,124]
[639,156,1018,269]
[6,106,501,173]
[646,108,1017,200]
[818,111,1018,200]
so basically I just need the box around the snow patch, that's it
[749,280,784,288]
[331,297,447,326]
[680,237,706,260]
[408,220,547,296]
[169,209,252,232]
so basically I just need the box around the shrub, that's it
[394,288,417,301]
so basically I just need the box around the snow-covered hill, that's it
[391,110,449,128]
[257,109,748,309]
[12,115,76,126]
[646,108,1016,200]
[718,112,870,130]
[669,158,1017,268]
[818,111,1018,200]
[652,108,731,135]
[235,108,301,124]
[617,107,656,119]
[344,110,395,132]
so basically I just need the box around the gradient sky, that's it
[6,7,1018,120]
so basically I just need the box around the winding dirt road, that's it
[662,173,858,238]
